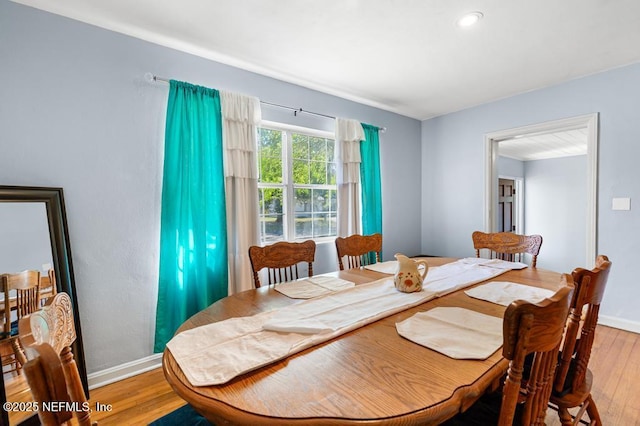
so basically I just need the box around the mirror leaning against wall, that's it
[0,186,87,426]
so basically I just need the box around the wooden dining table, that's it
[162,257,563,425]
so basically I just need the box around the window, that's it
[257,123,337,243]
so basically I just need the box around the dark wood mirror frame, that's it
[0,186,87,426]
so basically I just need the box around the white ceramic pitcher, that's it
[393,253,428,293]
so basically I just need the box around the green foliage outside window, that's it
[258,127,337,242]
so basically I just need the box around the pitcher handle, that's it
[415,260,429,282]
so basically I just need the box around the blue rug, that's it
[148,404,213,426]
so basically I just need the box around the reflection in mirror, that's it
[0,203,53,273]
[1,203,52,425]
[0,187,87,426]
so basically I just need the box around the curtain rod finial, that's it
[144,72,155,83]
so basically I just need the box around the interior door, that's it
[498,178,515,232]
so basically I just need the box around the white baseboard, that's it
[598,315,640,334]
[87,353,163,390]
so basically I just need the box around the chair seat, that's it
[550,368,595,408]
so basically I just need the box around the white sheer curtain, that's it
[221,91,261,294]
[335,118,365,237]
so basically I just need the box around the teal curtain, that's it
[154,80,228,352]
[360,123,382,261]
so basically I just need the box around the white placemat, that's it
[274,276,355,299]
[465,281,555,306]
[396,307,503,359]
[363,260,398,274]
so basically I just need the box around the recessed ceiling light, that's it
[456,11,483,28]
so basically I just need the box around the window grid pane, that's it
[258,128,283,184]
[258,126,336,243]
[258,186,285,243]
[293,187,337,240]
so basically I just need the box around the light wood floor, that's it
[5,325,639,425]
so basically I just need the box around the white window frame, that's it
[258,120,337,244]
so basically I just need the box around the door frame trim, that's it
[484,113,598,268]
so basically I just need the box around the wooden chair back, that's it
[1,270,41,372]
[23,342,79,425]
[44,268,58,301]
[249,240,316,288]
[335,233,382,270]
[19,292,93,426]
[2,270,41,333]
[498,276,574,425]
[550,255,611,424]
[472,231,543,267]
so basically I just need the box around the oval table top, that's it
[163,257,563,425]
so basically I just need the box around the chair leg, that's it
[585,395,602,426]
[1,340,20,375]
[11,338,26,373]
[558,406,574,426]
[556,396,601,426]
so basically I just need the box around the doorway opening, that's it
[497,177,524,234]
[484,113,598,268]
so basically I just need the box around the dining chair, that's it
[444,275,574,425]
[1,270,41,375]
[335,233,382,270]
[472,230,543,267]
[22,342,94,426]
[19,292,93,426]
[41,268,58,306]
[549,255,612,426]
[249,240,316,288]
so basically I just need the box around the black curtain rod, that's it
[145,73,386,132]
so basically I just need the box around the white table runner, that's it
[167,259,519,386]
[168,277,432,386]
[423,260,509,296]
[459,257,528,270]
[364,257,526,275]
[263,278,435,334]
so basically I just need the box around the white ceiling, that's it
[498,128,588,161]
[13,0,640,120]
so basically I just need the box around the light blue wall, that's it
[0,2,422,372]
[495,155,586,274]
[422,62,640,326]
[498,156,524,178]
[524,156,587,274]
